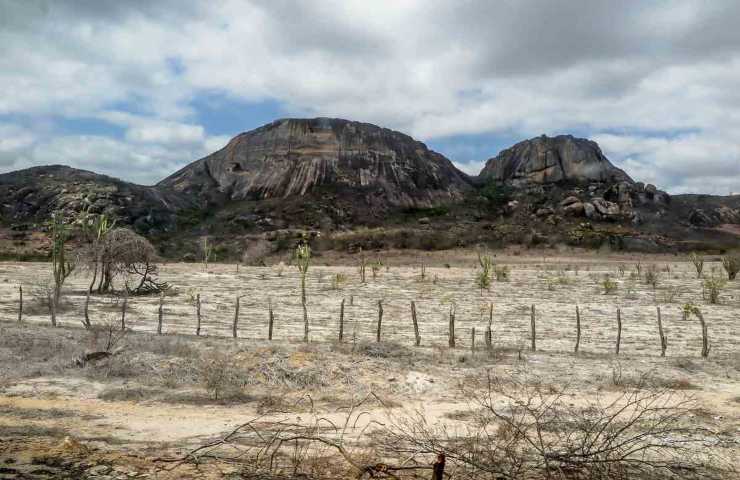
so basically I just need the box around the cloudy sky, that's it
[1,1,739,194]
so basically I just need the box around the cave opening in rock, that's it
[231,163,243,172]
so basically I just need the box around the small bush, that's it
[330,272,347,290]
[494,265,510,281]
[689,252,704,278]
[721,255,739,280]
[198,351,241,400]
[643,264,660,289]
[703,276,726,304]
[601,275,618,295]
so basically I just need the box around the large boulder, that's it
[159,118,472,209]
[479,135,632,185]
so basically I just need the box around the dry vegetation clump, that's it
[600,274,618,295]
[167,372,730,480]
[703,276,726,304]
[351,340,414,359]
[721,254,739,280]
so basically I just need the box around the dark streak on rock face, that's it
[159,118,473,209]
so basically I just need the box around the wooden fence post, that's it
[233,295,240,339]
[17,285,22,323]
[530,304,536,351]
[448,305,456,348]
[376,300,383,342]
[83,289,92,329]
[485,303,493,351]
[471,327,476,353]
[47,292,56,327]
[411,301,421,346]
[195,293,202,336]
[338,298,345,342]
[615,308,622,355]
[120,293,128,331]
[574,305,581,354]
[696,310,709,358]
[268,299,274,341]
[157,293,164,335]
[657,306,667,357]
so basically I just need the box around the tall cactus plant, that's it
[50,212,75,311]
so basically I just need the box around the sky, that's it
[1,1,739,194]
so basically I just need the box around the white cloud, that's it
[0,0,739,193]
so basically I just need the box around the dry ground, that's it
[0,251,738,478]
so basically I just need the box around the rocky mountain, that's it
[480,135,632,185]
[0,121,737,258]
[0,165,190,234]
[160,117,472,209]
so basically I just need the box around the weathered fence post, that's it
[411,301,421,346]
[432,452,445,480]
[376,300,383,342]
[120,292,128,331]
[233,295,240,339]
[268,298,274,341]
[485,303,493,351]
[83,289,92,329]
[338,298,345,342]
[47,292,56,327]
[574,305,581,354]
[471,327,476,353]
[696,310,709,358]
[195,293,202,336]
[657,306,667,357]
[530,304,536,351]
[17,285,22,323]
[157,293,164,335]
[448,304,456,348]
[615,307,622,355]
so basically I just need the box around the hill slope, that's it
[159,118,472,209]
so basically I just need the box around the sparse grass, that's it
[601,274,618,295]
[493,265,510,281]
[703,276,726,304]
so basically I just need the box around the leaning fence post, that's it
[120,292,128,331]
[530,304,536,351]
[195,293,202,336]
[157,293,164,335]
[338,298,345,342]
[615,307,622,355]
[448,304,456,348]
[411,301,421,346]
[268,298,274,341]
[574,305,581,354]
[83,289,92,329]
[376,300,383,342]
[657,306,667,357]
[233,295,240,338]
[17,285,22,323]
[696,309,709,358]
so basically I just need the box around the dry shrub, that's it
[352,340,413,359]
[198,350,242,400]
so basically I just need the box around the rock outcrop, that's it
[0,165,189,234]
[159,118,472,209]
[479,134,632,185]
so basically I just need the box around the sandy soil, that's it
[0,255,737,478]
